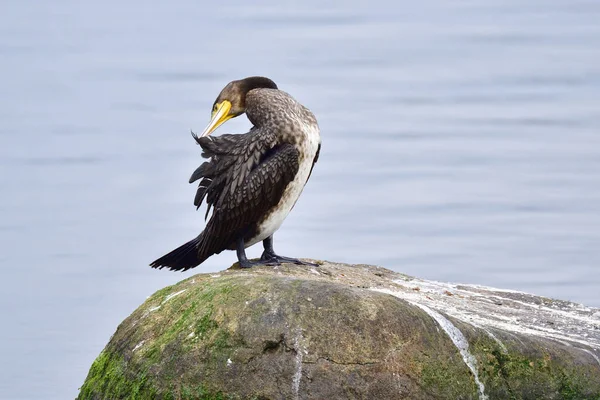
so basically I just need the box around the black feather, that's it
[189,162,212,183]
[149,235,203,271]
[194,185,208,209]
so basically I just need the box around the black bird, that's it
[150,77,321,271]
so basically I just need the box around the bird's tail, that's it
[149,235,208,272]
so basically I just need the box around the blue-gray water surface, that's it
[1,1,599,398]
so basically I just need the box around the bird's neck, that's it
[246,89,316,132]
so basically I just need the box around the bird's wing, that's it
[190,129,277,217]
[196,142,300,258]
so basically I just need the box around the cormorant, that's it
[150,76,321,271]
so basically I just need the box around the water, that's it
[1,0,599,398]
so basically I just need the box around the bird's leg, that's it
[236,237,279,268]
[260,236,318,266]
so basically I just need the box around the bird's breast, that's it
[245,121,321,247]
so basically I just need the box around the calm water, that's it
[1,1,599,398]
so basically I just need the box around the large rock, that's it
[78,261,600,399]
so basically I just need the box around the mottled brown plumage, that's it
[150,77,321,271]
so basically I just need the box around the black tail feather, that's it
[149,235,205,272]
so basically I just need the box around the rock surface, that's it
[78,261,600,399]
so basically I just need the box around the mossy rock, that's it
[78,261,600,399]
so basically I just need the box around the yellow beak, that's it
[199,100,233,137]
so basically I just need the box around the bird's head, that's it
[198,76,278,137]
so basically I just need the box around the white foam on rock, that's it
[132,340,145,352]
[163,289,187,302]
[138,289,189,322]
[372,278,600,351]
[581,348,600,368]
[292,329,304,400]
[370,274,600,397]
[409,301,488,400]
[478,326,508,353]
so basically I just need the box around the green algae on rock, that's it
[78,261,600,400]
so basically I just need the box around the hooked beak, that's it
[199,101,233,137]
